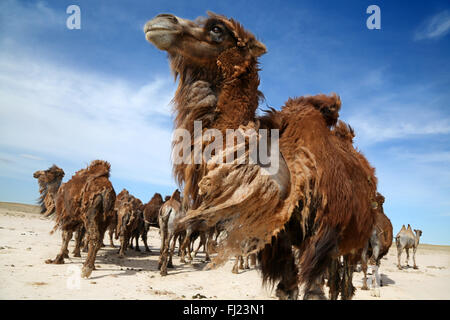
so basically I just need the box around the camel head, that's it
[144,12,266,80]
[171,189,181,202]
[333,121,355,143]
[150,192,163,205]
[116,200,139,238]
[33,165,65,215]
[33,165,65,186]
[414,229,423,238]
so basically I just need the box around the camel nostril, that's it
[156,13,178,24]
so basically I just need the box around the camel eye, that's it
[211,26,222,34]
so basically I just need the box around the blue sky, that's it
[0,0,449,244]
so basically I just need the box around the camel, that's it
[115,189,148,256]
[158,189,186,276]
[33,164,115,259]
[396,224,422,270]
[360,192,393,297]
[144,12,377,299]
[324,121,384,299]
[39,160,116,278]
[143,192,164,229]
[231,239,258,274]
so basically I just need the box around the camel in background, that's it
[37,160,116,278]
[158,189,186,276]
[115,189,147,257]
[360,192,393,297]
[144,12,377,299]
[396,224,422,269]
[33,164,116,259]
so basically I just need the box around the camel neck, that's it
[173,66,261,136]
[214,71,260,130]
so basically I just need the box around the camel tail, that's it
[298,225,339,289]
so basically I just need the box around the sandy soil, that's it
[0,202,449,300]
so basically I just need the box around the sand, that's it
[0,201,449,300]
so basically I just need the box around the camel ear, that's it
[249,39,267,57]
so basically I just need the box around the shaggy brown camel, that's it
[42,160,116,278]
[396,224,422,269]
[360,192,393,297]
[325,121,383,300]
[143,193,164,228]
[144,12,377,299]
[33,165,112,258]
[158,189,186,276]
[114,189,147,256]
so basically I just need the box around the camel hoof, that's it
[370,288,380,297]
[303,291,326,300]
[277,287,299,300]
[232,268,239,274]
[413,266,418,269]
[45,255,65,264]
[145,248,151,253]
[81,266,93,278]
[361,285,369,291]
[160,270,168,276]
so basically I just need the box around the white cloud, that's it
[414,10,450,40]
[0,49,177,187]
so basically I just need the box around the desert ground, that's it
[0,201,449,300]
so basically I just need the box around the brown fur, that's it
[44,160,116,278]
[142,193,164,227]
[158,189,185,276]
[114,189,146,256]
[145,12,377,299]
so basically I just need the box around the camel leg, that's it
[244,255,250,269]
[108,227,115,247]
[259,231,299,300]
[204,232,212,262]
[72,227,85,257]
[361,242,369,290]
[46,230,72,264]
[397,245,403,270]
[340,256,355,300]
[159,232,171,276]
[142,230,151,252]
[193,233,205,257]
[413,246,418,269]
[134,232,140,252]
[82,233,89,253]
[231,256,240,274]
[370,264,380,297]
[327,257,341,299]
[250,253,256,267]
[180,229,192,263]
[118,233,129,258]
[405,248,410,266]
[168,234,176,268]
[158,226,167,271]
[238,255,245,270]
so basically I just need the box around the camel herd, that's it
[31,12,424,300]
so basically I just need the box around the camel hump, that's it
[286,93,341,127]
[86,160,111,179]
